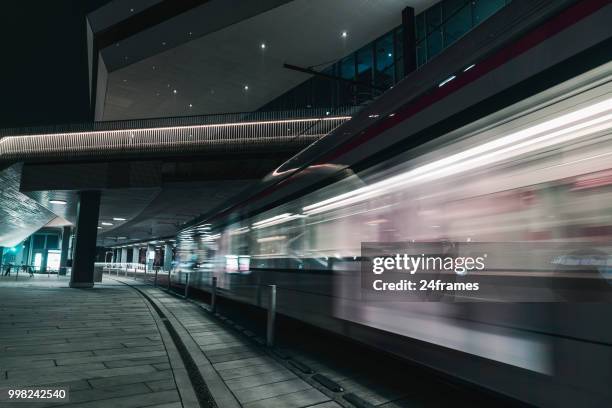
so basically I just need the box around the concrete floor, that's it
[0,276,184,408]
[0,275,339,408]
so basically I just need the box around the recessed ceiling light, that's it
[49,199,67,205]
[188,103,193,108]
[173,89,177,94]
[101,222,113,226]
[113,217,126,221]
[341,31,348,38]
[260,43,266,49]
[388,53,392,57]
[244,85,249,91]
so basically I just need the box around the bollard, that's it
[168,270,172,291]
[211,277,217,313]
[266,285,277,347]
[184,273,190,299]
[154,268,158,287]
[256,276,262,307]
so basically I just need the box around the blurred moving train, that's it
[173,2,612,406]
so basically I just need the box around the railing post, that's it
[211,276,217,313]
[184,273,190,299]
[256,275,262,307]
[154,268,158,287]
[267,285,276,347]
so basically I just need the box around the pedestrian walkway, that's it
[123,279,341,408]
[0,276,195,408]
[0,275,340,408]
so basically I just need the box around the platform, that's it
[0,275,340,408]
[0,274,508,408]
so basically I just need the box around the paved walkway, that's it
[0,276,187,408]
[133,281,339,408]
[0,275,340,408]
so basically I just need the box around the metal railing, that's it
[0,107,359,162]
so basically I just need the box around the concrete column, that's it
[163,244,173,271]
[70,190,101,288]
[59,226,71,275]
[132,248,139,263]
[146,244,155,271]
[23,236,32,268]
[121,248,128,263]
[401,6,417,77]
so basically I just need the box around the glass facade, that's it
[260,0,510,112]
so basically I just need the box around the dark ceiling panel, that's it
[95,0,210,49]
[96,0,295,71]
[102,0,435,119]
[98,180,253,245]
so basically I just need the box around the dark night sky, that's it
[1,1,111,128]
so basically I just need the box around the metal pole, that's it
[256,275,262,307]
[168,269,172,291]
[15,266,19,281]
[154,268,158,287]
[267,285,277,347]
[184,273,190,299]
[211,276,217,313]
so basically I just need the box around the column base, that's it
[69,282,94,288]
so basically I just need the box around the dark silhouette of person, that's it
[3,264,12,276]
[22,263,33,277]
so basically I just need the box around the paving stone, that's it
[65,382,152,404]
[225,368,297,391]
[233,378,312,403]
[212,355,276,371]
[242,388,330,408]
[0,278,182,408]
[146,379,178,392]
